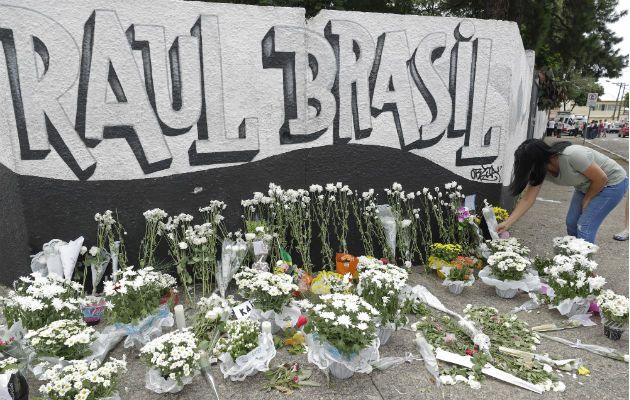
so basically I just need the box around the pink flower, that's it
[296,315,307,328]
[293,376,299,383]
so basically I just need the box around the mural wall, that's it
[0,0,535,282]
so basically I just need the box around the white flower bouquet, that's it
[215,320,276,381]
[486,238,530,257]
[542,254,606,316]
[0,356,23,399]
[552,236,599,258]
[103,266,176,325]
[25,319,95,361]
[0,273,84,331]
[140,329,200,393]
[310,271,353,295]
[37,357,127,400]
[597,290,629,340]
[357,259,408,344]
[192,294,237,341]
[479,251,538,298]
[302,293,380,379]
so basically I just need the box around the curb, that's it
[582,139,629,162]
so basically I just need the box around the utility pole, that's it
[609,82,628,121]
[616,83,627,121]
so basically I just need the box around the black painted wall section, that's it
[0,162,30,285]
[1,144,502,285]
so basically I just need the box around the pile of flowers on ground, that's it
[486,251,531,281]
[37,357,127,400]
[0,273,84,330]
[25,319,95,360]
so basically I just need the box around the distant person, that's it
[547,119,555,136]
[603,120,609,138]
[496,139,628,243]
[589,121,598,139]
[613,195,629,241]
[556,121,563,138]
[597,120,604,138]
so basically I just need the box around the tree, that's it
[562,75,604,110]
[623,92,629,108]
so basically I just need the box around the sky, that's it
[598,0,630,101]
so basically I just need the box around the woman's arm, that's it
[496,183,542,234]
[580,162,608,211]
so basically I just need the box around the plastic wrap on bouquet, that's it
[29,252,48,276]
[218,239,247,298]
[442,276,475,295]
[248,305,301,334]
[413,332,440,387]
[59,236,84,280]
[478,266,540,294]
[376,322,396,346]
[406,285,490,353]
[305,333,379,379]
[102,306,174,349]
[0,321,28,374]
[371,353,421,371]
[482,206,499,240]
[91,255,111,295]
[428,257,452,279]
[376,205,396,254]
[145,368,196,393]
[43,239,66,277]
[550,297,592,317]
[0,370,28,400]
[109,241,120,279]
[218,332,276,381]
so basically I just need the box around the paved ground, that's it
[2,139,628,399]
[576,136,629,161]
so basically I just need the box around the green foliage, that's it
[623,92,629,108]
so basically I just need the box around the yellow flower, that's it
[493,207,509,222]
[577,366,590,376]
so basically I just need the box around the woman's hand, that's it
[496,221,510,235]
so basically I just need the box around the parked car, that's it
[619,123,629,138]
[609,122,624,134]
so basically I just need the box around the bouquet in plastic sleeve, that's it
[217,239,247,298]
[542,254,605,316]
[141,329,200,393]
[597,290,629,340]
[192,294,237,341]
[36,357,126,400]
[552,236,599,258]
[101,266,176,348]
[235,268,299,333]
[479,251,538,298]
[273,260,312,296]
[376,205,396,256]
[0,355,27,400]
[310,271,353,295]
[216,319,276,381]
[25,319,95,371]
[335,253,358,278]
[0,273,84,331]
[443,256,476,295]
[428,243,462,278]
[356,259,408,345]
[302,293,380,379]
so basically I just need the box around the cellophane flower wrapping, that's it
[141,329,200,393]
[305,333,379,378]
[216,320,276,381]
[101,305,174,350]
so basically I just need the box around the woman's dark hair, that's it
[509,139,571,196]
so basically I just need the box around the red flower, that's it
[296,315,307,328]
[464,275,468,279]
[465,349,474,356]
[380,258,388,264]
[293,376,299,383]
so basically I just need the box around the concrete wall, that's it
[0,0,535,282]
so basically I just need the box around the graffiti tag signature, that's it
[470,165,502,182]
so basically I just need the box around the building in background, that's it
[550,100,628,123]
